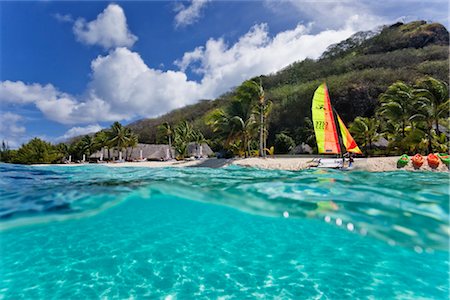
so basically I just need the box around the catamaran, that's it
[312,83,362,168]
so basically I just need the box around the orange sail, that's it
[337,114,362,154]
[312,83,341,154]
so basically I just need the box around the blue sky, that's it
[1,0,448,148]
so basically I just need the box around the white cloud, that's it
[0,21,360,125]
[271,0,386,31]
[0,112,27,149]
[58,124,103,141]
[73,4,137,49]
[179,22,356,97]
[0,48,204,124]
[53,13,73,23]
[0,81,59,104]
[174,0,209,28]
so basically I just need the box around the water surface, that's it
[0,163,448,298]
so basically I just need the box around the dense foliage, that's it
[370,77,449,154]
[0,138,63,164]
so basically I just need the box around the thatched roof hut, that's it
[90,143,213,161]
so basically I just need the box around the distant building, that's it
[89,143,213,161]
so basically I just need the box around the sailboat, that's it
[311,83,362,168]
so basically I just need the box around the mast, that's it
[332,107,345,157]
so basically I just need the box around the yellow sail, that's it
[312,83,341,154]
[337,114,362,154]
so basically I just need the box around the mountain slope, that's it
[127,21,449,147]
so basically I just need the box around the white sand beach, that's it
[59,156,449,172]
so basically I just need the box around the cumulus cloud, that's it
[174,0,209,28]
[178,23,355,97]
[73,4,137,49]
[58,124,103,141]
[0,48,204,124]
[0,112,27,149]
[1,21,360,125]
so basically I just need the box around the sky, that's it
[0,0,448,148]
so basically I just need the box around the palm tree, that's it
[125,131,139,160]
[378,81,416,138]
[173,121,194,158]
[349,117,380,154]
[250,79,267,157]
[108,122,129,160]
[412,77,449,152]
[94,131,110,160]
[207,81,259,157]
[79,135,96,160]
[414,77,449,135]
[158,122,173,158]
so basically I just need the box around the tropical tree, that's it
[109,122,129,159]
[378,81,416,138]
[414,77,449,135]
[158,122,173,158]
[173,121,194,158]
[0,140,16,163]
[250,79,272,157]
[126,131,139,160]
[274,133,295,154]
[207,80,260,157]
[296,117,316,148]
[55,143,69,161]
[411,77,449,152]
[79,135,96,159]
[94,131,111,160]
[349,117,380,154]
[14,138,62,164]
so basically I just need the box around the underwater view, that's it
[0,163,449,298]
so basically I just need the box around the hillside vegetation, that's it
[128,21,449,150]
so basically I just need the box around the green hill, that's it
[128,21,449,148]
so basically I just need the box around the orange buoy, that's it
[411,154,424,168]
[427,153,440,169]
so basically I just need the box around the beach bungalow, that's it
[89,143,213,161]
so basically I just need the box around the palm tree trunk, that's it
[435,119,441,136]
[428,126,433,153]
[259,105,264,157]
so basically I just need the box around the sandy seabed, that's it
[50,156,449,172]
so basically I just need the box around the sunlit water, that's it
[0,163,449,298]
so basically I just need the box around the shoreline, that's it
[35,156,450,172]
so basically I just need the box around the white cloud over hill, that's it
[58,124,103,141]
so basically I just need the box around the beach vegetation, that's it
[12,138,63,164]
[349,117,380,155]
[207,80,271,157]
[274,133,295,154]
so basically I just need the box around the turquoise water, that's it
[0,163,449,298]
